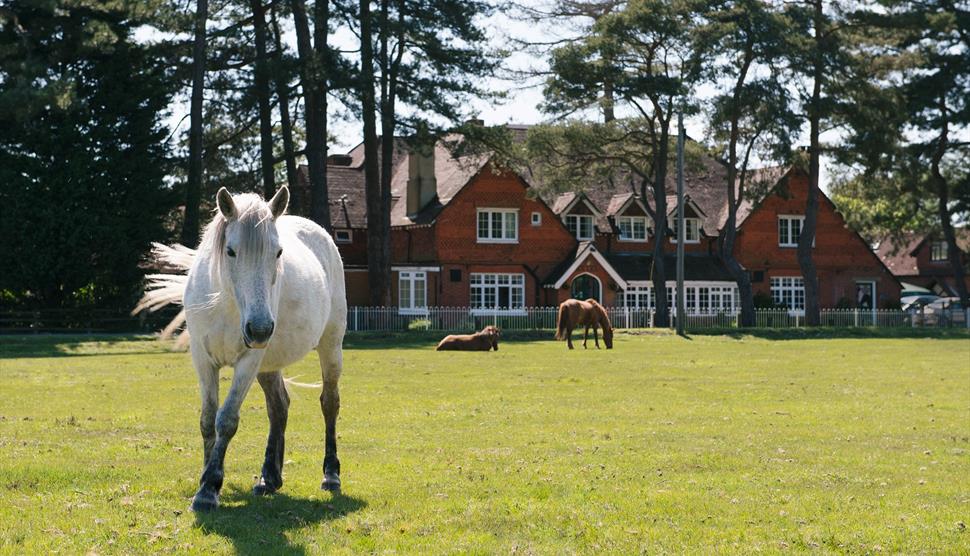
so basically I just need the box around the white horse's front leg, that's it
[191,348,220,467]
[192,349,263,512]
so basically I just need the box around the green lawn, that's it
[1,331,968,554]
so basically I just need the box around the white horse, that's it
[136,186,346,512]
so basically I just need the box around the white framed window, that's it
[477,208,518,243]
[622,286,653,309]
[565,214,594,240]
[778,215,805,247]
[531,212,542,226]
[470,273,525,313]
[930,240,948,261]
[398,271,427,314]
[334,229,352,243]
[771,276,805,312]
[622,282,737,314]
[617,216,648,242]
[670,218,701,244]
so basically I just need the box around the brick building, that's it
[295,134,901,315]
[876,230,970,297]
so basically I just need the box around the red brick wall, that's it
[334,228,368,267]
[735,170,901,307]
[430,163,577,306]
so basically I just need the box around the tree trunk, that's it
[361,0,385,306]
[291,0,330,229]
[722,48,756,327]
[270,6,300,212]
[930,95,969,306]
[374,0,400,306]
[311,0,330,225]
[250,0,275,199]
[181,0,208,247]
[651,124,670,328]
[798,0,823,326]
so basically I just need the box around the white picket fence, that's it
[346,306,970,332]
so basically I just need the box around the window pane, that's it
[634,219,645,239]
[478,212,489,239]
[399,276,411,308]
[566,216,577,236]
[792,218,802,244]
[491,212,502,238]
[504,212,516,239]
[414,275,426,307]
[779,219,789,245]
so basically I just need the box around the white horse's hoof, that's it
[321,474,341,492]
[191,490,219,512]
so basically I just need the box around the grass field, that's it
[1,331,968,554]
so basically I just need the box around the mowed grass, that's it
[1,331,968,554]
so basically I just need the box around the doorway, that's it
[571,273,602,302]
[855,280,876,325]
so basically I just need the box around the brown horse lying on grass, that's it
[555,298,613,349]
[436,325,500,351]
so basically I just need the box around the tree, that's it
[780,0,865,323]
[537,0,698,327]
[360,0,384,305]
[355,0,500,306]
[181,0,209,247]
[0,0,178,308]
[695,0,797,326]
[291,0,331,229]
[844,0,969,305]
[250,0,276,198]
[270,5,302,209]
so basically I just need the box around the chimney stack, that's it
[407,142,437,217]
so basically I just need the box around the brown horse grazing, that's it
[436,325,500,351]
[555,299,614,350]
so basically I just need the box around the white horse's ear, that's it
[268,186,289,220]
[216,187,237,220]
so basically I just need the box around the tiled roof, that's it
[295,136,490,228]
[604,252,734,282]
[301,126,792,235]
[875,233,922,277]
[390,139,490,227]
[295,163,367,229]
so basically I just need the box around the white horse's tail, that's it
[133,242,196,348]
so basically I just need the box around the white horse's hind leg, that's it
[192,349,219,466]
[253,370,289,496]
[192,349,263,512]
[317,327,344,492]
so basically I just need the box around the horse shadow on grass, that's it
[194,487,366,555]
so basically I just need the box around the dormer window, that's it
[930,240,948,261]
[334,229,352,243]
[565,214,594,240]
[670,217,701,244]
[617,216,648,242]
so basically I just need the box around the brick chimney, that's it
[406,143,437,217]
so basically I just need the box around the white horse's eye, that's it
[276,249,283,259]
[227,248,236,258]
